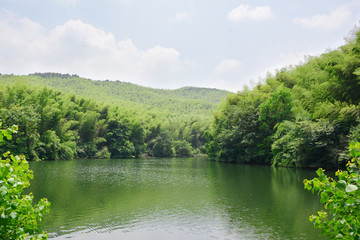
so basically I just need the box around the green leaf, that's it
[335,189,345,198]
[316,168,324,176]
[10,211,16,219]
[338,180,346,185]
[345,184,358,193]
[345,198,355,205]
[0,185,7,195]
[320,191,329,204]
[354,68,360,76]
[335,233,344,238]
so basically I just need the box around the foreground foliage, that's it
[0,123,50,239]
[304,142,360,239]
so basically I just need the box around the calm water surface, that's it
[28,158,327,239]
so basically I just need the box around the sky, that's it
[0,0,359,92]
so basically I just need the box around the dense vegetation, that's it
[2,31,360,170]
[0,123,50,239]
[0,73,229,117]
[0,76,228,160]
[205,30,360,169]
[304,142,360,239]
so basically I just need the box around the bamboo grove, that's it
[205,30,360,169]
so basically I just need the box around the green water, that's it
[28,158,327,239]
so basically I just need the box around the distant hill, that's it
[0,73,230,117]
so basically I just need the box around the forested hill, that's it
[0,73,230,161]
[205,30,360,169]
[0,73,230,116]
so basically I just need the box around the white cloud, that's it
[211,59,244,91]
[214,59,242,75]
[227,4,274,22]
[293,6,352,31]
[175,12,189,21]
[0,13,182,87]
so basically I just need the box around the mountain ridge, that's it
[0,73,230,116]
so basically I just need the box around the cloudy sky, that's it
[0,0,359,91]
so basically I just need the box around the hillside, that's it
[0,73,230,116]
[0,73,230,160]
[205,30,360,169]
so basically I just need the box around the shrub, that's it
[304,142,360,239]
[0,123,50,239]
[174,140,194,157]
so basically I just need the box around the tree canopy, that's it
[0,75,228,160]
[205,30,360,169]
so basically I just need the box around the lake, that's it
[28,158,327,239]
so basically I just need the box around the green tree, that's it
[149,130,174,157]
[106,118,136,158]
[174,140,193,157]
[304,142,360,239]
[272,120,337,168]
[205,91,264,163]
[205,29,360,169]
[129,121,146,157]
[258,87,294,161]
[0,106,41,160]
[0,123,50,239]
[41,130,61,160]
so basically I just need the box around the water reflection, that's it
[28,158,326,239]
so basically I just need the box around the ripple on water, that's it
[28,158,326,240]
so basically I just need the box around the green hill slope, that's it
[0,73,230,116]
[205,30,360,169]
[0,73,230,160]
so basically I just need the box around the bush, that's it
[95,146,111,159]
[304,142,360,239]
[0,123,50,239]
[174,140,194,157]
[272,120,336,168]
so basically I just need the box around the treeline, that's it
[0,74,229,117]
[0,84,209,160]
[205,30,360,169]
[29,72,80,79]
